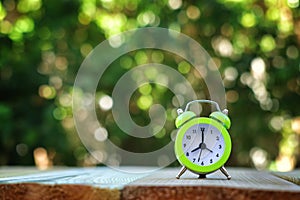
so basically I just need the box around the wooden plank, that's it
[0,167,300,200]
[0,183,119,200]
[125,168,300,191]
[0,167,150,200]
[123,168,300,200]
[0,167,150,188]
[272,170,300,186]
[0,167,41,178]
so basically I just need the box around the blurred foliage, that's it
[0,0,300,171]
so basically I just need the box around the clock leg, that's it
[198,174,206,179]
[220,166,231,180]
[176,166,187,179]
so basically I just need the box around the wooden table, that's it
[0,167,299,200]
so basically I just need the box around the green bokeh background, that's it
[0,0,300,171]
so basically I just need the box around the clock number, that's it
[193,158,196,162]
[186,152,189,157]
[216,153,219,157]
[201,161,204,166]
[210,159,213,163]
[216,136,219,141]
[219,145,222,149]
[211,130,213,134]
[186,135,191,140]
[183,143,186,148]
[192,129,196,133]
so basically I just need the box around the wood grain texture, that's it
[0,167,148,200]
[0,167,300,200]
[0,167,150,188]
[0,183,119,200]
[273,170,300,186]
[122,186,300,200]
[0,167,40,178]
[126,168,300,191]
[123,168,300,200]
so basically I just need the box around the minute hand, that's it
[200,128,205,143]
[197,149,203,162]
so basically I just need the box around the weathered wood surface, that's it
[123,168,300,200]
[273,170,300,186]
[0,167,300,200]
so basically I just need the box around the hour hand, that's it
[191,146,200,152]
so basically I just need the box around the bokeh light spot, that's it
[137,95,153,110]
[251,57,266,79]
[137,11,156,26]
[53,107,67,120]
[17,0,42,13]
[286,45,299,59]
[34,147,52,170]
[139,83,152,95]
[178,61,191,74]
[260,35,276,52]
[186,5,201,20]
[49,76,63,90]
[98,95,113,111]
[15,16,35,33]
[291,117,300,134]
[16,143,28,156]
[240,12,256,28]
[226,90,239,103]
[250,147,268,170]
[266,7,280,21]
[94,127,108,142]
[212,36,233,57]
[120,56,133,69]
[287,0,299,8]
[55,56,68,71]
[269,116,284,131]
[0,2,7,20]
[39,85,56,99]
[151,51,164,63]
[168,0,182,10]
[224,67,238,81]
[80,43,93,57]
[0,20,12,34]
[135,51,148,65]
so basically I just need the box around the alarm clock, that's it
[174,100,232,179]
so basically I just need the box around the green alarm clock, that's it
[174,100,232,179]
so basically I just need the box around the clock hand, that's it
[191,128,207,154]
[191,146,200,152]
[197,149,203,162]
[200,127,205,143]
[205,147,213,153]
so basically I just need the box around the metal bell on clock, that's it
[175,109,196,128]
[209,110,231,129]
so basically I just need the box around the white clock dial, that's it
[181,123,225,166]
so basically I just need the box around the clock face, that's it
[174,117,231,174]
[181,123,225,167]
